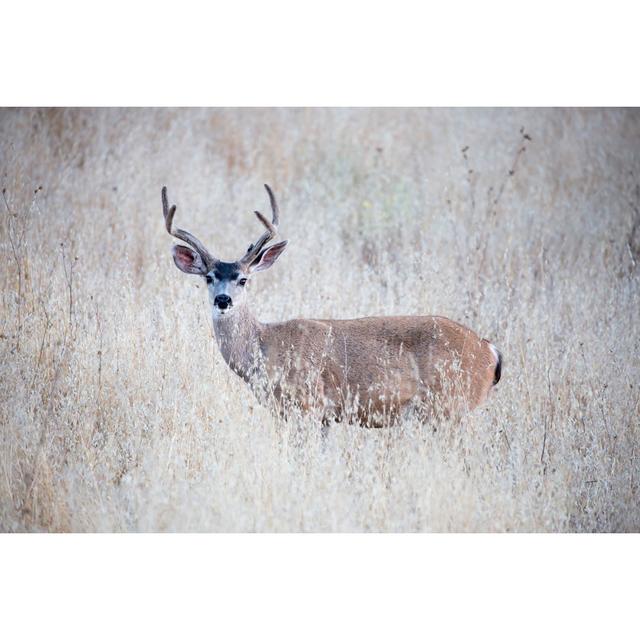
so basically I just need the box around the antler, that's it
[240,184,280,266]
[162,186,216,269]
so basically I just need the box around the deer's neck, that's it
[212,306,263,382]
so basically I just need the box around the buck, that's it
[163,185,501,426]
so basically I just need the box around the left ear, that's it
[250,240,288,273]
[171,244,208,275]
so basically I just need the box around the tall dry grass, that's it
[0,108,638,532]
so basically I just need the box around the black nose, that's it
[214,294,232,309]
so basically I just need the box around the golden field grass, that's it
[0,107,638,532]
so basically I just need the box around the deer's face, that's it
[171,243,287,320]
[163,184,286,321]
[205,261,249,318]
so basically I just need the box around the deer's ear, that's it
[250,241,288,273]
[172,245,207,275]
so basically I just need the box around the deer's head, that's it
[163,185,287,319]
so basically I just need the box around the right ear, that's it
[172,245,207,275]
[249,240,288,273]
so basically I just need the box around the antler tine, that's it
[162,185,177,233]
[162,186,216,268]
[264,183,279,226]
[240,184,280,265]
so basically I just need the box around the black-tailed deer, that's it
[163,185,501,426]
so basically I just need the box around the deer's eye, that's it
[238,278,248,286]
[205,275,213,284]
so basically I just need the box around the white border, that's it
[1,1,639,105]
[1,534,638,639]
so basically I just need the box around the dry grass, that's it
[0,107,638,532]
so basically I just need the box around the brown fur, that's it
[213,308,499,426]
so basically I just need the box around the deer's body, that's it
[162,185,502,426]
[214,308,499,424]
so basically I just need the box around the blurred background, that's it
[1,108,638,531]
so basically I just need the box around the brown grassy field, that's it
[0,107,638,532]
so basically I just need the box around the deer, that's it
[162,184,502,427]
